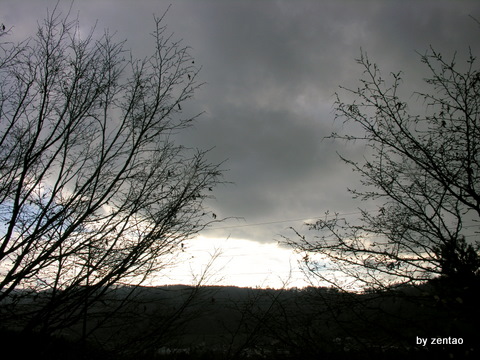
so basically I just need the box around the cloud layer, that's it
[3,0,480,248]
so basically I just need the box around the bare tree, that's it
[281,47,480,357]
[287,47,480,294]
[0,7,223,334]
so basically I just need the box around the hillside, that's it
[1,280,478,359]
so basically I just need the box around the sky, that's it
[2,0,480,288]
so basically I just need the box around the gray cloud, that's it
[4,0,480,245]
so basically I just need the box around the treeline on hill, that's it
[1,277,478,360]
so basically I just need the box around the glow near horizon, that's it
[154,236,312,289]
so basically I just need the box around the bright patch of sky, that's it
[154,236,310,289]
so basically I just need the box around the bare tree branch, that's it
[0,7,224,334]
[286,47,480,292]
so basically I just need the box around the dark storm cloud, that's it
[4,0,480,244]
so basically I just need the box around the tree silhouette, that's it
[284,47,480,355]
[288,48,480,293]
[0,7,223,335]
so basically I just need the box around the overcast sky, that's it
[3,0,480,288]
